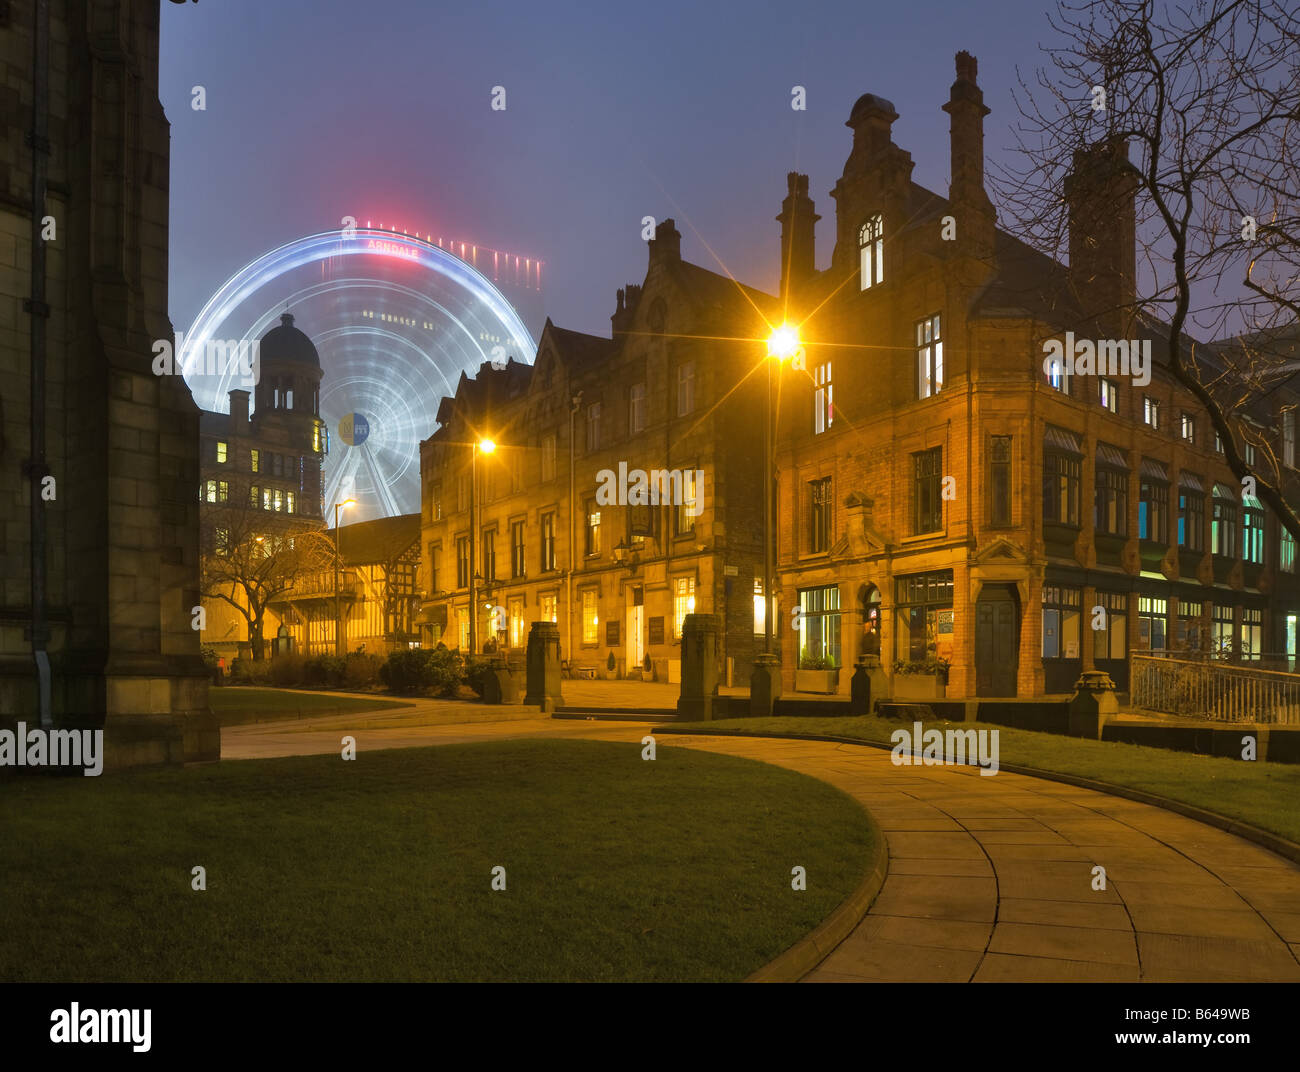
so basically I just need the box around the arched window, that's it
[859,214,883,290]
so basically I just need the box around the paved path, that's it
[222,718,1300,982]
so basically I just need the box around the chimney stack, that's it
[228,389,250,435]
[1065,138,1139,337]
[649,218,681,265]
[611,284,643,336]
[941,51,994,257]
[777,172,820,299]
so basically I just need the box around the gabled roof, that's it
[543,320,616,370]
[332,513,420,565]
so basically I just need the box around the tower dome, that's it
[260,312,320,368]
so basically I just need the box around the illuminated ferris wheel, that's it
[180,226,537,524]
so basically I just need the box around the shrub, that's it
[343,653,382,689]
[799,654,837,671]
[379,648,465,696]
[270,653,307,687]
[229,658,272,685]
[201,646,219,669]
[462,656,494,699]
[606,651,617,672]
[304,654,347,687]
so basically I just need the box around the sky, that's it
[160,0,1066,343]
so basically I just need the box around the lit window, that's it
[582,590,599,645]
[585,500,601,556]
[859,214,883,290]
[1144,396,1160,430]
[251,449,259,473]
[204,480,218,503]
[218,481,229,504]
[508,597,525,648]
[916,315,942,398]
[672,577,696,638]
[1181,413,1195,443]
[216,441,228,464]
[286,491,295,514]
[249,485,260,508]
[814,362,833,434]
[541,593,558,623]
[1099,379,1118,412]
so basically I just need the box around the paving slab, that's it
[220,714,1300,983]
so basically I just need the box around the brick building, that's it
[417,222,777,685]
[772,52,1300,699]
[418,53,1300,701]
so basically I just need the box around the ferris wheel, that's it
[179,226,537,523]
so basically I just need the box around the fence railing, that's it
[1131,653,1300,724]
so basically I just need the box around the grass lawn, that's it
[672,716,1300,845]
[209,687,410,726]
[0,739,873,983]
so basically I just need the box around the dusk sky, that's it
[160,0,1063,343]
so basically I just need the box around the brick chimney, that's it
[777,172,820,299]
[228,389,250,435]
[941,51,994,257]
[611,284,643,336]
[649,218,681,265]
[1065,138,1139,336]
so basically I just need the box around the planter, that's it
[795,668,839,694]
[892,673,946,701]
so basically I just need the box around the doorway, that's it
[975,583,1019,697]
[627,586,645,673]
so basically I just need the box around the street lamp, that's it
[334,498,356,656]
[753,323,799,714]
[764,324,799,655]
[469,438,495,653]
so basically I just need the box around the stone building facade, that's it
[772,52,1300,699]
[0,1,216,764]
[418,221,776,685]
[418,54,1300,702]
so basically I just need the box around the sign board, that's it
[648,616,665,646]
[937,609,954,635]
[606,619,620,646]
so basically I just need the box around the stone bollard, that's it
[676,613,720,720]
[483,656,521,705]
[1068,669,1118,739]
[750,652,782,718]
[850,654,878,715]
[524,621,564,713]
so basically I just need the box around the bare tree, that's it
[200,506,331,661]
[994,0,1300,537]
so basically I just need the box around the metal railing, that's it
[1131,653,1300,723]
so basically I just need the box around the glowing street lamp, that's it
[755,323,800,713]
[469,438,496,653]
[334,498,356,656]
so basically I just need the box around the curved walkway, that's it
[222,716,1300,982]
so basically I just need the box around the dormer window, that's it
[859,214,884,290]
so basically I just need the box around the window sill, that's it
[900,531,944,544]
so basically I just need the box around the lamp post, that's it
[469,438,495,653]
[752,324,799,715]
[334,498,356,656]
